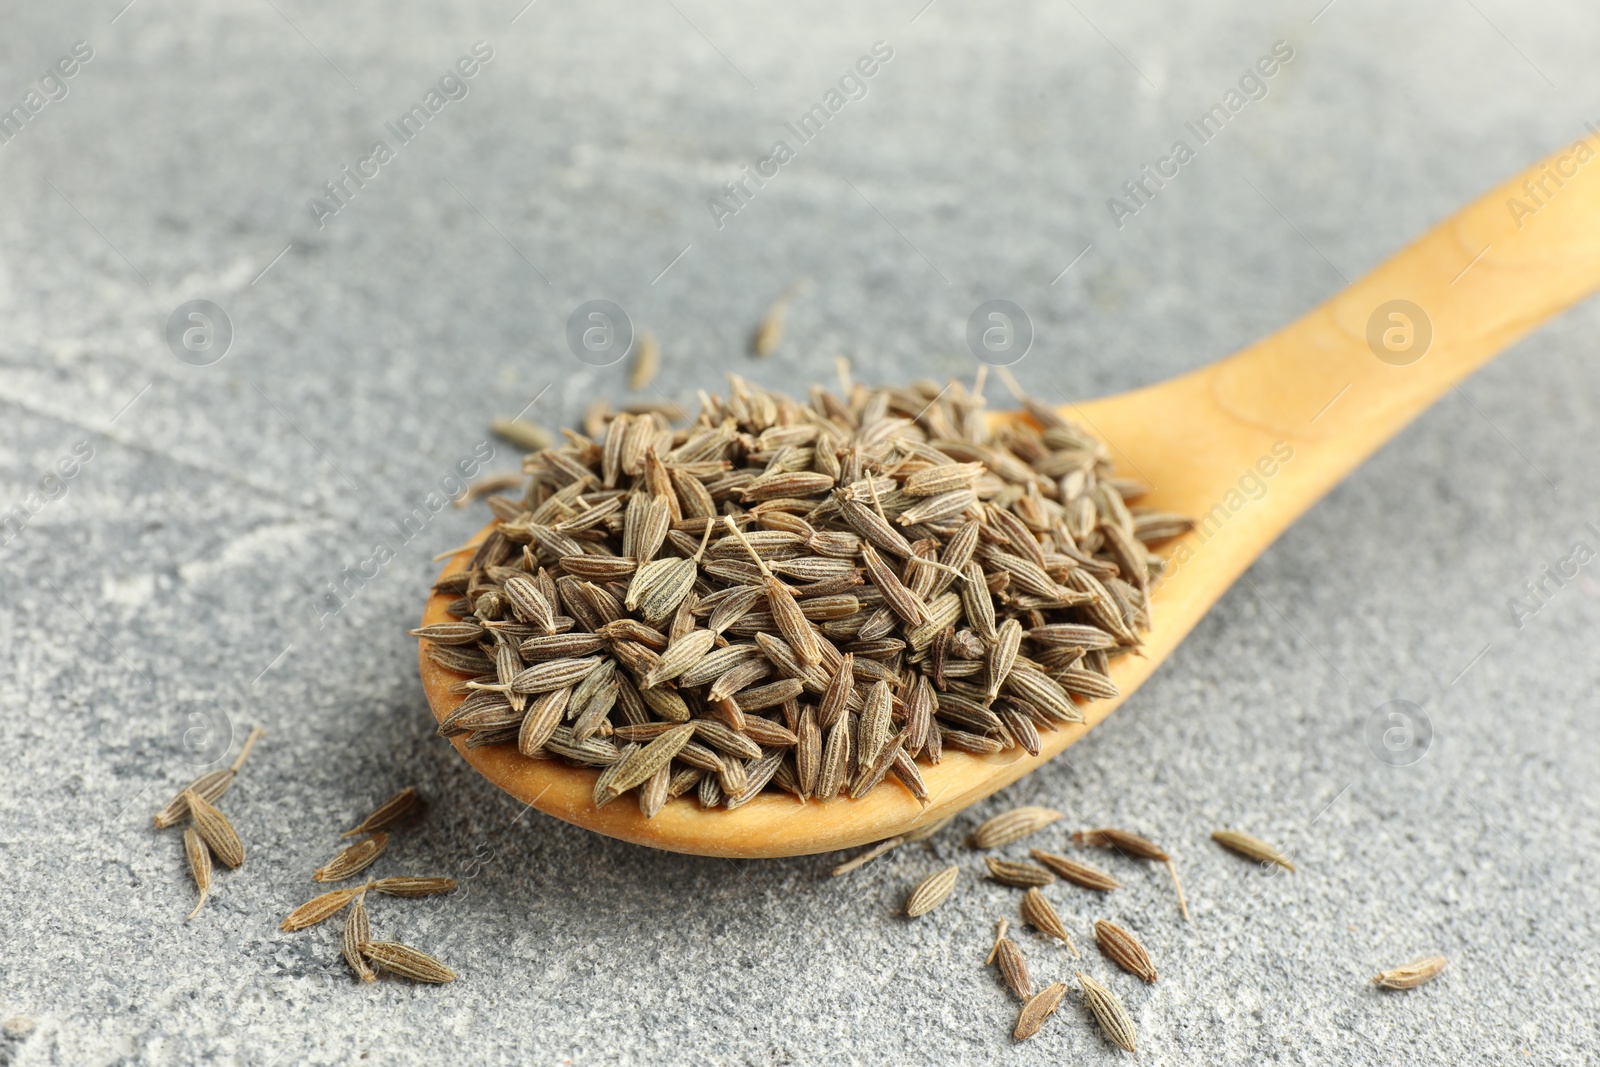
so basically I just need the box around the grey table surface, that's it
[3,1,1598,1064]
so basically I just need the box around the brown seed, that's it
[1020,888,1079,956]
[280,887,361,931]
[817,652,854,731]
[1211,829,1296,871]
[518,686,571,755]
[314,832,390,883]
[905,864,960,917]
[1094,920,1157,983]
[889,748,928,803]
[341,787,422,838]
[1372,955,1447,990]
[1013,981,1068,1041]
[989,923,1033,1000]
[1076,972,1137,1052]
[603,724,696,798]
[408,621,486,645]
[959,560,998,642]
[741,471,836,501]
[860,542,925,625]
[986,617,1023,699]
[641,627,717,689]
[183,789,244,869]
[502,574,557,631]
[1029,850,1122,891]
[182,827,212,921]
[154,769,234,830]
[1002,665,1082,724]
[752,292,791,356]
[153,726,264,829]
[369,876,458,897]
[638,762,671,818]
[896,488,976,526]
[835,492,915,559]
[848,729,906,800]
[969,806,1063,849]
[858,680,893,767]
[359,940,458,983]
[1073,827,1169,861]
[507,656,604,695]
[629,330,660,390]
[795,708,821,799]
[1075,828,1188,921]
[903,461,985,497]
[489,418,553,452]
[985,857,1055,888]
[815,716,852,801]
[343,895,376,982]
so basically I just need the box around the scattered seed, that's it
[314,832,391,883]
[986,919,1034,1000]
[489,418,553,452]
[1211,829,1296,871]
[359,940,458,983]
[369,876,458,897]
[985,857,1055,888]
[341,787,422,838]
[1029,849,1122,891]
[629,330,660,390]
[752,281,807,356]
[1020,888,1079,956]
[182,827,212,921]
[1076,971,1137,1052]
[1014,981,1068,1041]
[154,770,233,831]
[183,789,244,869]
[280,887,361,932]
[1074,827,1188,922]
[1373,955,1447,990]
[905,865,960,918]
[343,895,377,983]
[152,726,263,829]
[970,806,1063,849]
[1094,919,1157,983]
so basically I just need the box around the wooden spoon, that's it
[420,144,1600,857]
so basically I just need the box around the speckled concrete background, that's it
[2,1,1598,1063]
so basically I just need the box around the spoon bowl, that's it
[421,144,1600,857]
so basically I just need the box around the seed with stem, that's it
[341,787,421,838]
[986,919,1033,1000]
[1211,829,1296,871]
[182,827,212,921]
[1020,888,1079,957]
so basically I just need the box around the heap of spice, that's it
[413,375,1191,814]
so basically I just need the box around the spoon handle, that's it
[1212,138,1600,454]
[1075,141,1600,592]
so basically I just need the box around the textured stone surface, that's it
[2,1,1598,1063]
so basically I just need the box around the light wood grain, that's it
[420,142,1600,856]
